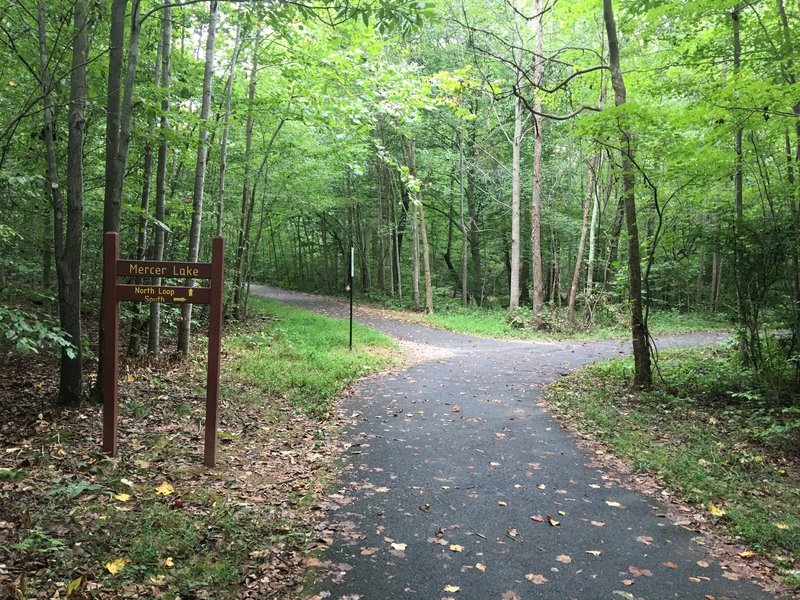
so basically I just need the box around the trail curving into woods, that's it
[251,284,777,600]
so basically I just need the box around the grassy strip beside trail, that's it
[0,298,400,598]
[227,296,397,418]
[544,346,800,590]
[392,300,729,341]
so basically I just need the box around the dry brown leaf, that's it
[525,573,548,584]
[556,554,572,564]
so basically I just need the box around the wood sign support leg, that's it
[204,236,224,467]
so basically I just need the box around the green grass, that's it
[545,346,800,588]
[226,296,398,417]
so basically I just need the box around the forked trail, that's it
[252,284,776,600]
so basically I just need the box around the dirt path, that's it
[251,285,776,600]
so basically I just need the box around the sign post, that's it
[102,232,225,467]
[349,246,354,351]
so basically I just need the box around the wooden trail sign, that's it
[103,232,225,467]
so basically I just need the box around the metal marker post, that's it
[349,246,354,350]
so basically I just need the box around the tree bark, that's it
[604,0,652,388]
[530,0,545,323]
[216,26,242,238]
[568,154,598,326]
[510,92,524,312]
[129,24,162,356]
[38,1,85,405]
[178,0,217,355]
[584,156,601,321]
[148,6,171,355]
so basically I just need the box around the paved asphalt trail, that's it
[251,285,778,600]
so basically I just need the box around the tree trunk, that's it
[38,1,85,405]
[584,156,601,322]
[216,26,242,238]
[530,0,545,324]
[604,0,652,389]
[178,0,217,355]
[402,137,432,313]
[94,0,129,401]
[568,154,598,326]
[128,25,162,356]
[731,5,752,363]
[148,6,171,355]
[509,92,524,312]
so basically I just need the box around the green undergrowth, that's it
[226,296,399,417]
[545,345,800,588]
[413,301,728,341]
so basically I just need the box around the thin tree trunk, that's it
[731,5,751,362]
[466,120,481,305]
[402,137,432,312]
[178,0,217,355]
[510,92,524,312]
[148,6,171,355]
[568,154,598,326]
[216,26,242,238]
[94,0,129,401]
[232,33,259,318]
[530,0,545,323]
[584,157,600,322]
[604,0,652,388]
[39,1,85,404]
[129,28,162,356]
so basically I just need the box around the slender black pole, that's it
[349,246,354,350]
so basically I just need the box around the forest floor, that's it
[0,304,397,599]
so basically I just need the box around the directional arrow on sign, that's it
[174,297,187,303]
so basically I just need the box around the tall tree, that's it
[603,0,652,388]
[178,0,218,355]
[148,5,172,355]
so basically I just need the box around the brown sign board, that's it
[117,259,212,279]
[116,284,211,304]
[103,232,224,467]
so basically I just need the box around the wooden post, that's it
[102,232,120,455]
[204,236,224,467]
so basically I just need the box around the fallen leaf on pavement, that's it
[547,515,560,526]
[525,573,548,584]
[391,543,407,551]
[449,544,463,552]
[586,550,602,557]
[442,585,460,593]
[556,554,572,563]
[476,563,486,572]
